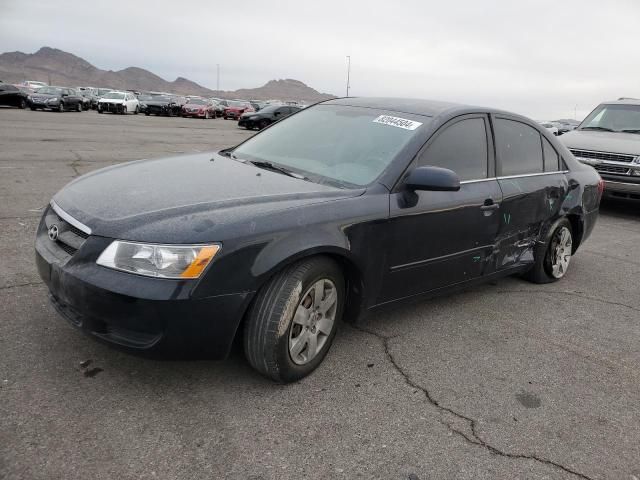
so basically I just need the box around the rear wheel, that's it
[19,99,27,109]
[259,119,270,129]
[244,256,344,383]
[76,102,82,112]
[524,218,573,284]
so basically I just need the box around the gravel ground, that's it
[0,108,638,480]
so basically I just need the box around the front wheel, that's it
[76,102,82,112]
[244,257,344,383]
[58,102,64,112]
[122,106,127,115]
[524,218,573,284]
[134,106,139,115]
[19,99,27,109]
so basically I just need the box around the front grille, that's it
[593,164,631,175]
[44,207,90,258]
[570,149,636,163]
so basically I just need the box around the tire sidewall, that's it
[276,262,345,382]
[542,218,572,280]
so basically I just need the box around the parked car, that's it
[35,97,602,383]
[28,86,83,112]
[560,98,640,201]
[0,83,29,109]
[75,88,92,110]
[97,91,140,114]
[223,100,255,120]
[539,121,559,136]
[238,104,301,130]
[143,95,185,116]
[137,93,154,114]
[21,80,47,90]
[212,99,228,117]
[182,98,216,119]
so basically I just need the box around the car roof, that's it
[601,98,640,106]
[322,97,525,120]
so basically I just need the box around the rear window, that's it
[495,118,543,176]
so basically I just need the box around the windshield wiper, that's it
[621,129,640,134]
[247,160,309,180]
[580,126,614,132]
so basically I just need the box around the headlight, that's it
[47,97,58,102]
[250,116,259,120]
[96,241,220,279]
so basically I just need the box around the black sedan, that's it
[35,97,602,383]
[143,95,185,116]
[0,83,28,109]
[238,104,301,130]
[28,86,83,112]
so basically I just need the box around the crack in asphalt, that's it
[0,281,44,291]
[351,324,595,480]
[69,149,83,177]
[496,289,640,313]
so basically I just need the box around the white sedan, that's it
[97,91,140,114]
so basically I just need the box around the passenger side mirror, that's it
[404,166,460,192]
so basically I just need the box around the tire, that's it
[19,99,27,109]
[523,218,573,284]
[205,111,210,119]
[259,119,270,130]
[244,256,345,383]
[98,108,103,114]
[58,102,64,112]
[30,106,36,111]
[76,102,82,112]
[145,112,150,116]
[134,106,139,115]
[122,106,127,115]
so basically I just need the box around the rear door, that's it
[378,114,503,303]
[492,115,569,270]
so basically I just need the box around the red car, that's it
[223,100,254,120]
[181,98,216,119]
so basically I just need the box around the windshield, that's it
[138,94,153,101]
[152,95,172,102]
[232,104,427,187]
[228,100,248,107]
[97,89,113,96]
[580,104,640,132]
[187,98,207,105]
[103,92,125,100]
[36,87,62,95]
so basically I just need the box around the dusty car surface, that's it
[35,97,602,383]
[560,98,640,200]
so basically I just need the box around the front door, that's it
[378,114,502,304]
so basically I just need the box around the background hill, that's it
[0,47,335,102]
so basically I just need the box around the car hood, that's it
[32,93,58,99]
[53,152,363,242]
[225,107,246,112]
[99,98,124,103]
[560,130,640,156]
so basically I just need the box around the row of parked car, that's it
[0,80,305,130]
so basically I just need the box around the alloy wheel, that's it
[288,279,338,365]
[550,226,572,278]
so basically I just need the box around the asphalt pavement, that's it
[0,108,638,480]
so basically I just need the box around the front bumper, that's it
[601,174,640,200]
[98,102,125,113]
[182,110,206,118]
[238,118,256,128]
[35,208,252,358]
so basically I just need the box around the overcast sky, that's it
[1,0,639,119]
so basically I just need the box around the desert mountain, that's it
[0,47,335,102]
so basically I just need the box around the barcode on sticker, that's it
[373,115,422,130]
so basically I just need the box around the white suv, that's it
[97,91,140,114]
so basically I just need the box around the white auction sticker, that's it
[372,115,422,130]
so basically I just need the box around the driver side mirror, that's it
[404,166,460,192]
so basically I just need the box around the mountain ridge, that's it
[0,47,335,102]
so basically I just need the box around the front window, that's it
[580,103,640,133]
[187,98,207,105]
[232,104,427,187]
[228,100,249,108]
[102,92,125,100]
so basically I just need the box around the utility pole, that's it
[216,64,220,92]
[346,56,351,97]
